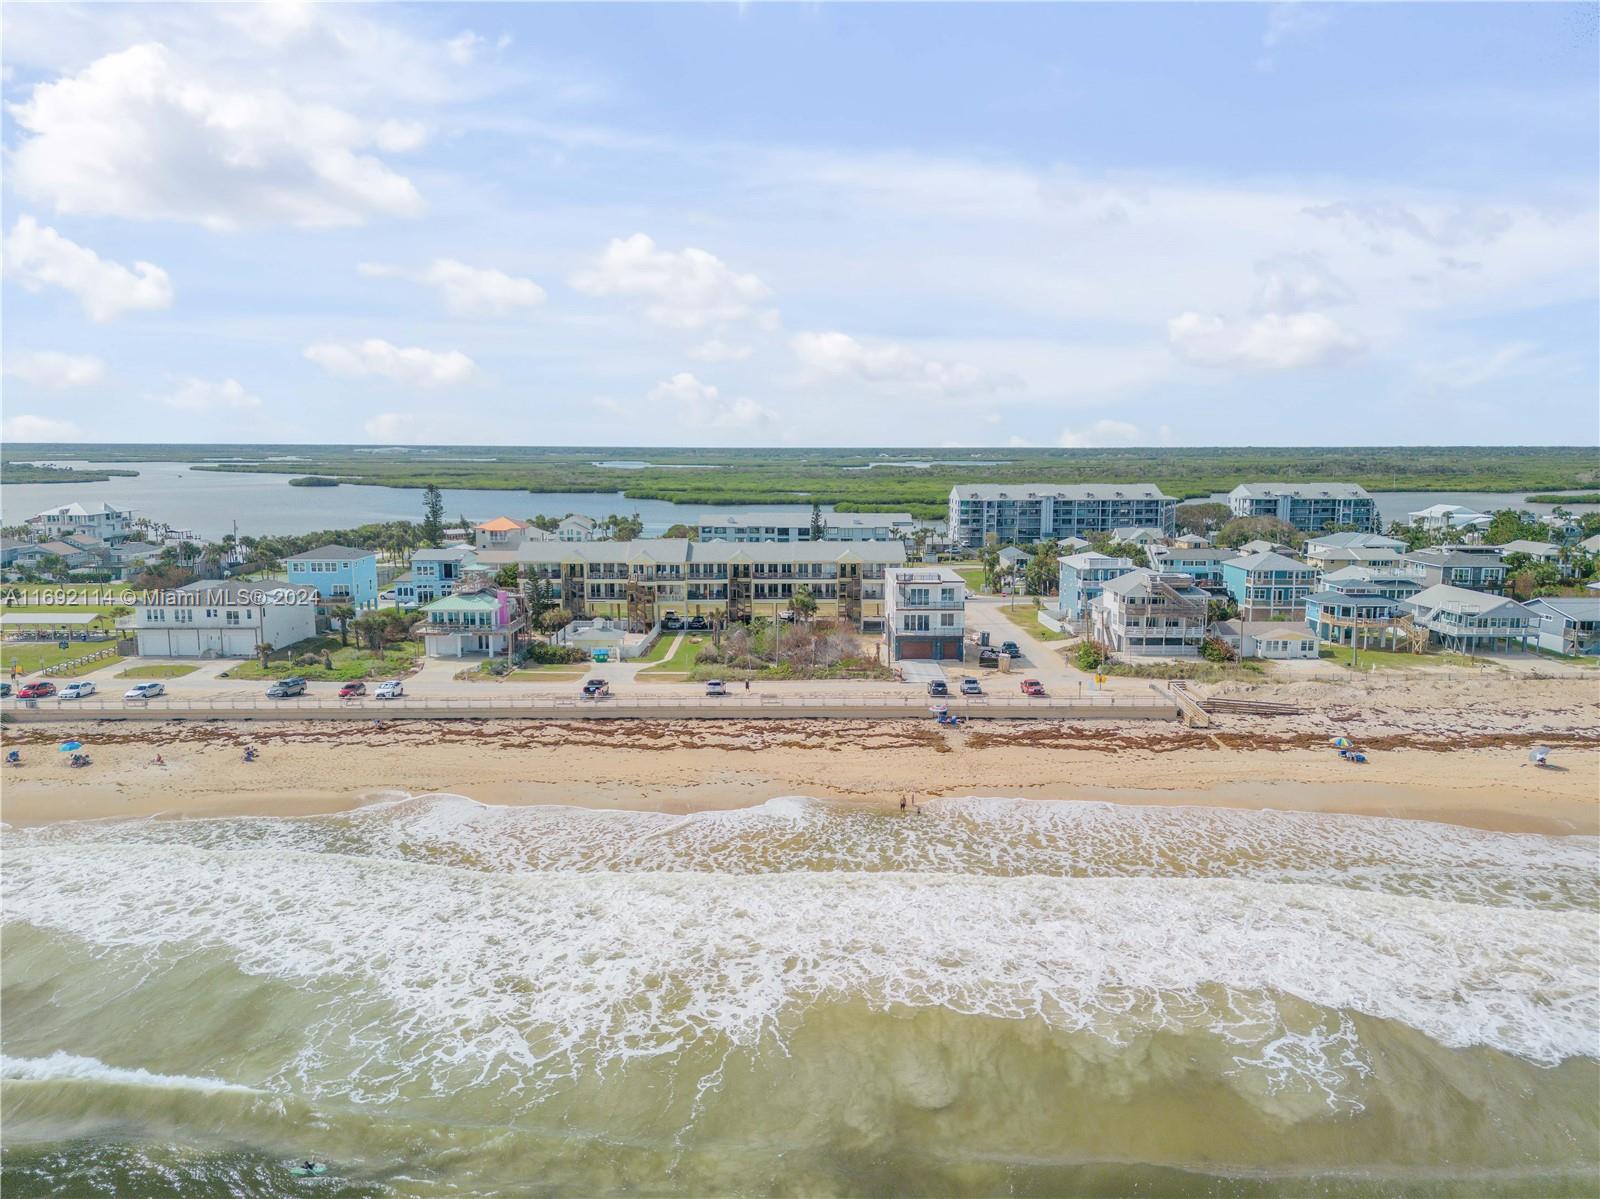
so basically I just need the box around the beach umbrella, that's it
[1329,736,1352,749]
[1529,746,1551,763]
[58,740,82,752]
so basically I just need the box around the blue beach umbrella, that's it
[1329,736,1352,749]
[58,740,82,752]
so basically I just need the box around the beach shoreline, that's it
[3,714,1595,835]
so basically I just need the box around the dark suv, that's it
[926,679,949,698]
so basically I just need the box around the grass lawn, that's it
[1318,645,1488,671]
[222,637,423,681]
[638,634,707,676]
[637,632,683,663]
[4,640,122,677]
[950,565,989,593]
[997,602,1069,642]
[116,664,200,679]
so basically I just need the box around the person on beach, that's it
[744,679,750,691]
[152,754,164,766]
[899,795,907,812]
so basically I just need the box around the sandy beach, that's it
[4,673,1596,835]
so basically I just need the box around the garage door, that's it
[897,638,933,660]
[223,631,256,657]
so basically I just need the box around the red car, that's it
[338,682,367,698]
[17,681,57,699]
[1020,678,1046,697]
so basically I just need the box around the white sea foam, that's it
[4,843,1594,1120]
[1,1051,259,1094]
[6,793,1593,911]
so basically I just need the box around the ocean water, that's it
[2,795,1596,1198]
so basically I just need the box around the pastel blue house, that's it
[1221,551,1319,619]
[396,546,481,606]
[1056,552,1136,629]
[284,545,379,609]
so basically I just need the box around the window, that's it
[940,613,956,627]
[226,611,241,625]
[905,614,930,632]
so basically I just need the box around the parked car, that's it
[662,615,684,631]
[1000,641,1022,658]
[17,681,57,699]
[960,677,982,696]
[60,681,97,700]
[927,679,949,697]
[581,678,610,699]
[374,680,404,700]
[705,679,728,696]
[1020,678,1046,697]
[267,677,307,698]
[0,683,11,698]
[686,615,710,631]
[124,681,165,700]
[338,682,367,698]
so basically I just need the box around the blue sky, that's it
[2,2,1596,448]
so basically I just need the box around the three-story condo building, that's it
[1227,483,1379,533]
[471,538,905,633]
[1089,569,1209,657]
[947,484,1176,548]
[1221,551,1319,619]
[27,501,135,544]
[883,566,967,662]
[1056,552,1137,630]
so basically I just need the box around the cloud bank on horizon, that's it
[1,2,1595,448]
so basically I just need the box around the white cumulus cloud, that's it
[360,258,546,314]
[572,234,774,329]
[4,350,105,389]
[1167,311,1363,370]
[1,413,82,441]
[162,377,262,411]
[647,372,774,430]
[1057,419,1144,448]
[790,330,1008,396]
[304,339,477,387]
[3,216,173,321]
[7,44,423,230]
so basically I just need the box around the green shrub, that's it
[1074,642,1105,671]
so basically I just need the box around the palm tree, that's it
[256,641,274,670]
[791,584,818,624]
[331,604,356,646]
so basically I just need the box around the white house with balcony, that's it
[416,587,525,657]
[883,566,966,662]
[27,501,134,544]
[1089,569,1209,657]
[132,580,319,658]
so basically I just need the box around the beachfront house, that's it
[416,588,525,658]
[1226,483,1379,533]
[1109,526,1169,550]
[884,566,966,662]
[696,511,916,542]
[397,545,480,606]
[1400,585,1534,654]
[1210,620,1320,660]
[1089,569,1208,657]
[557,514,600,542]
[1408,504,1490,533]
[1304,589,1406,648]
[947,484,1176,548]
[1146,546,1234,586]
[1220,551,1318,619]
[283,545,380,609]
[1056,552,1137,630]
[1319,567,1423,602]
[1401,547,1508,593]
[997,546,1031,578]
[132,580,319,658]
[1522,597,1600,656]
[26,501,135,544]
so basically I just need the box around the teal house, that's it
[284,544,379,609]
[1221,551,1318,619]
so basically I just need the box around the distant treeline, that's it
[1,464,140,485]
[1525,493,1600,505]
[3,444,1596,521]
